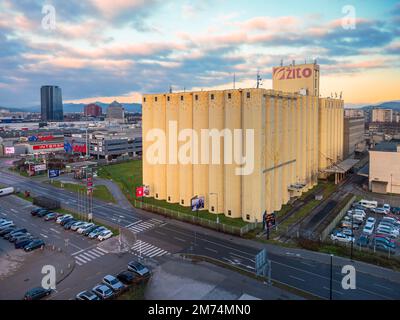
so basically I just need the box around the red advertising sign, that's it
[32,143,64,150]
[136,186,144,198]
[273,66,313,80]
[72,144,87,153]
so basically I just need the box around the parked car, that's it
[391,207,400,215]
[24,239,45,251]
[75,290,101,301]
[0,220,14,229]
[356,235,370,247]
[373,237,396,249]
[24,287,52,300]
[341,221,359,230]
[92,284,114,300]
[37,210,50,218]
[15,238,34,249]
[44,212,58,221]
[330,232,355,243]
[371,242,396,253]
[97,230,113,241]
[127,261,151,277]
[358,200,378,209]
[102,275,125,292]
[382,217,400,227]
[88,227,107,239]
[376,227,397,238]
[6,231,29,241]
[116,270,142,285]
[10,233,32,243]
[362,223,374,235]
[372,207,387,215]
[82,225,99,236]
[56,214,72,224]
[63,219,78,230]
[3,228,27,239]
[383,204,391,213]
[30,208,43,216]
[71,221,87,231]
[0,226,16,236]
[77,223,95,234]
[341,228,353,236]
[366,217,376,225]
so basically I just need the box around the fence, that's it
[133,200,260,237]
[320,195,356,241]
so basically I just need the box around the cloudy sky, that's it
[0,0,399,108]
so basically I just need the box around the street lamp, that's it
[350,213,354,261]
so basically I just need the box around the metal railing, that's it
[133,200,259,236]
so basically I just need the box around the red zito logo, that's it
[273,67,312,80]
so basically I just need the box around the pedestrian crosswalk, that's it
[73,247,109,266]
[126,218,164,234]
[130,240,169,258]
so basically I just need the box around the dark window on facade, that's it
[155,96,158,102]
[211,94,214,100]
[195,95,198,101]
[167,96,170,101]
[156,193,158,198]
[228,210,231,216]
[228,93,232,99]
[211,206,215,212]
[168,196,171,201]
[247,92,251,98]
[143,97,146,102]
[181,199,184,204]
[181,96,184,101]
[246,214,250,220]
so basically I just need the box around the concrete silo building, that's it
[142,63,345,222]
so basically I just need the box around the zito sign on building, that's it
[272,63,320,97]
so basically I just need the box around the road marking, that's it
[154,230,166,236]
[40,233,48,238]
[72,249,85,256]
[125,220,142,228]
[11,209,17,213]
[173,237,186,242]
[0,213,6,216]
[21,218,27,222]
[205,247,218,253]
[130,240,169,258]
[300,261,315,268]
[92,248,105,256]
[230,252,255,262]
[75,255,89,263]
[322,286,344,295]
[50,228,60,234]
[289,275,306,282]
[96,247,109,254]
[374,283,393,291]
[75,260,83,266]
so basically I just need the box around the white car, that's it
[71,221,87,231]
[56,214,72,224]
[363,223,374,235]
[97,230,113,241]
[331,232,355,243]
[77,223,94,234]
[383,204,391,213]
[377,226,398,237]
[366,217,376,225]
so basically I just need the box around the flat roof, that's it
[324,158,360,173]
[370,140,400,152]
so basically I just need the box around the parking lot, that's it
[330,200,400,257]
[0,195,159,300]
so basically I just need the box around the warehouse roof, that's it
[324,158,360,173]
[370,140,400,152]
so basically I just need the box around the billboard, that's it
[191,196,205,211]
[48,169,60,179]
[34,164,47,172]
[5,146,15,154]
[32,143,64,150]
[272,63,319,97]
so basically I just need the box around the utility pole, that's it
[330,254,334,300]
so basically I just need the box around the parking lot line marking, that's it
[154,230,166,236]
[289,275,305,282]
[11,209,17,213]
[96,247,109,254]
[205,247,218,253]
[50,228,60,234]
[40,233,48,238]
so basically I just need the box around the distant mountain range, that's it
[0,102,142,114]
[359,100,400,111]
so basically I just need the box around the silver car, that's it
[102,275,125,292]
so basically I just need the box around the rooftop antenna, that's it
[280,59,283,67]
[335,92,337,98]
[256,70,263,89]
[169,85,172,93]
[233,73,236,89]
[183,87,186,92]
[292,60,295,66]
[314,59,317,65]
[340,91,343,99]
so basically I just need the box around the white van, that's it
[358,200,378,209]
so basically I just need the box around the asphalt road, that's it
[1,169,400,299]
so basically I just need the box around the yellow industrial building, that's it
[142,63,344,222]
